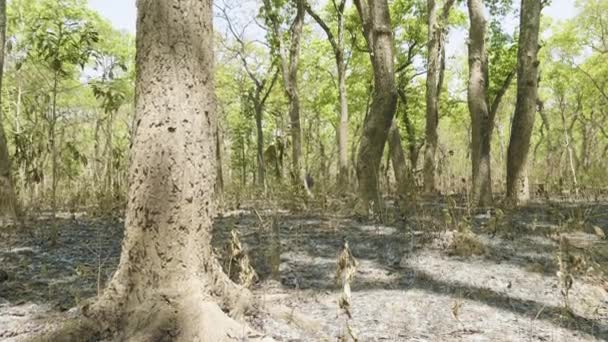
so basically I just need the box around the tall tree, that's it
[305,0,350,187]
[0,0,16,220]
[217,4,279,190]
[261,0,308,192]
[43,0,248,339]
[506,0,542,204]
[423,0,455,193]
[353,0,398,211]
[28,3,98,216]
[467,0,515,206]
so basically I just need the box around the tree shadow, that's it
[211,207,608,340]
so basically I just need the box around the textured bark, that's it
[423,0,455,193]
[506,0,542,204]
[39,1,250,340]
[467,0,516,207]
[306,0,350,187]
[353,0,398,211]
[467,0,492,206]
[0,0,16,220]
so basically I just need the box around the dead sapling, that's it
[227,229,258,288]
[336,238,359,341]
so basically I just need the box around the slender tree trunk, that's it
[423,0,440,193]
[0,0,16,220]
[388,120,410,199]
[467,0,493,206]
[42,1,250,340]
[50,71,59,216]
[255,106,265,189]
[337,57,349,187]
[423,0,454,194]
[306,1,349,187]
[215,122,225,196]
[397,90,421,179]
[353,0,398,211]
[266,0,307,191]
[506,0,542,204]
[560,100,579,194]
[104,110,115,201]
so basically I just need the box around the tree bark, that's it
[353,0,398,211]
[41,1,250,340]
[423,0,455,194]
[0,0,17,220]
[506,0,542,204]
[467,0,492,206]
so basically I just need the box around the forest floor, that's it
[0,196,607,341]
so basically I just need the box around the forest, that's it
[0,0,607,341]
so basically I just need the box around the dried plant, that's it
[336,238,358,341]
[227,229,258,288]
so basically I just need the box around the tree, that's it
[27,1,98,215]
[42,0,249,339]
[423,0,455,193]
[506,0,542,204]
[353,0,398,211]
[0,0,17,220]
[261,0,309,192]
[467,0,515,206]
[305,0,350,187]
[217,2,279,190]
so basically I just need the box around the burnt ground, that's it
[0,198,607,341]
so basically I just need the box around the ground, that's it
[0,197,607,341]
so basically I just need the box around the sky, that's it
[88,0,578,36]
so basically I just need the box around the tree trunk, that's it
[423,0,441,194]
[50,71,59,216]
[43,1,250,340]
[306,1,349,187]
[423,0,454,194]
[255,106,265,189]
[103,110,115,201]
[506,0,542,204]
[0,0,16,220]
[388,120,410,199]
[353,0,398,212]
[467,0,493,206]
[269,0,307,191]
[337,53,349,187]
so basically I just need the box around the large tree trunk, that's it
[42,1,250,340]
[467,0,492,206]
[506,0,542,204]
[0,0,17,220]
[423,0,454,194]
[353,0,398,211]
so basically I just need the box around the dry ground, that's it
[0,198,607,341]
